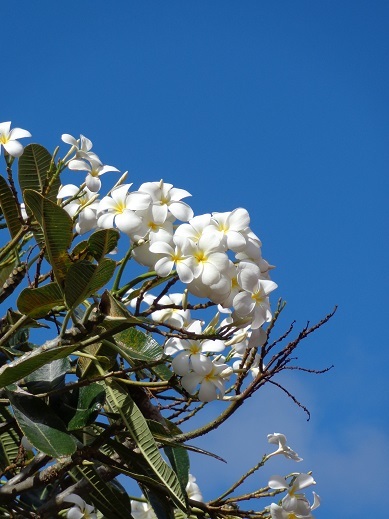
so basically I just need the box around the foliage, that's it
[0,124,335,519]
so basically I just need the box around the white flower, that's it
[61,133,99,162]
[97,184,151,235]
[269,474,318,518]
[269,491,320,519]
[0,121,31,157]
[151,293,191,328]
[181,356,232,401]
[57,184,99,234]
[139,179,194,223]
[149,236,194,283]
[68,156,119,192]
[64,494,97,519]
[186,474,203,502]
[130,496,157,519]
[266,433,302,462]
[180,233,230,286]
[208,208,250,252]
[233,264,277,329]
[166,320,225,376]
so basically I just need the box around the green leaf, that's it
[18,144,60,203]
[70,465,133,519]
[99,291,172,380]
[147,420,190,492]
[0,406,20,472]
[7,388,77,457]
[17,282,64,319]
[0,174,22,239]
[0,339,80,389]
[103,380,187,511]
[60,384,105,430]
[23,189,73,285]
[88,228,120,262]
[24,357,70,394]
[143,486,176,519]
[64,258,116,309]
[114,328,172,381]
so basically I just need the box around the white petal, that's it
[86,174,101,192]
[61,134,78,146]
[115,211,142,235]
[168,201,194,221]
[57,184,80,198]
[3,140,24,157]
[198,380,218,401]
[9,128,31,139]
[268,475,288,490]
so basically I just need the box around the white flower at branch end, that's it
[0,121,31,157]
[233,264,278,329]
[57,184,99,235]
[139,179,194,223]
[180,356,233,402]
[266,433,303,462]
[97,184,151,235]
[186,474,203,502]
[269,473,319,518]
[68,156,119,193]
[63,494,97,519]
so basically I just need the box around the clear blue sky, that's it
[2,2,389,517]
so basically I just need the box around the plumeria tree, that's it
[0,122,335,519]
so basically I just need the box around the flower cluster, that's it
[58,134,278,401]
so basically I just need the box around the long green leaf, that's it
[147,420,189,492]
[24,189,73,285]
[88,229,120,262]
[104,380,187,511]
[0,339,79,389]
[0,174,22,239]
[24,357,70,394]
[64,258,116,309]
[18,144,60,203]
[17,281,64,318]
[7,388,77,457]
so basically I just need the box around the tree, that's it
[0,122,335,519]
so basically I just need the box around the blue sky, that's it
[2,2,389,517]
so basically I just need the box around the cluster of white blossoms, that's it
[56,133,279,402]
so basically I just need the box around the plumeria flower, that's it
[175,213,213,243]
[181,356,233,401]
[186,474,203,502]
[97,183,151,235]
[180,233,230,286]
[68,156,119,192]
[149,235,194,283]
[21,436,34,452]
[130,496,157,519]
[139,179,194,223]
[269,473,317,517]
[57,184,99,234]
[0,121,31,157]
[130,205,175,244]
[269,492,320,519]
[233,264,277,329]
[61,133,99,162]
[266,433,302,462]
[207,208,250,252]
[150,293,191,328]
[166,320,225,376]
[63,494,97,519]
